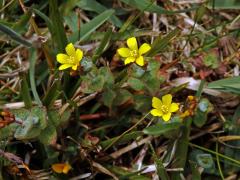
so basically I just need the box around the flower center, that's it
[130,50,138,57]
[69,56,76,64]
[161,105,169,114]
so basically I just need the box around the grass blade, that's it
[20,74,32,109]
[0,23,32,47]
[76,0,122,27]
[29,48,42,106]
[149,143,170,180]
[93,29,112,63]
[49,0,68,51]
[120,0,198,14]
[69,10,115,42]
[147,28,180,57]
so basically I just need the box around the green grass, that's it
[0,0,240,179]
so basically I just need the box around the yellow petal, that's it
[56,54,69,64]
[52,164,64,173]
[62,164,71,174]
[65,43,75,56]
[139,43,151,55]
[136,56,144,66]
[162,94,172,107]
[162,113,171,121]
[152,97,162,109]
[59,64,72,70]
[117,48,131,57]
[170,103,179,112]
[124,57,135,65]
[150,109,163,117]
[76,49,83,61]
[72,64,78,70]
[127,37,138,50]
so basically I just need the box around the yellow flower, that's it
[151,94,179,121]
[52,162,71,174]
[117,37,151,66]
[56,43,83,71]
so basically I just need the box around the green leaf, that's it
[207,76,240,95]
[76,0,122,27]
[189,161,201,180]
[31,8,54,35]
[120,0,172,14]
[99,67,115,87]
[102,88,116,108]
[49,0,68,51]
[42,80,61,108]
[13,106,47,140]
[113,89,133,106]
[12,11,31,33]
[38,123,57,145]
[131,64,146,78]
[93,29,112,63]
[0,123,17,140]
[224,105,240,172]
[70,10,115,42]
[203,53,219,69]
[196,153,214,169]
[208,0,240,9]
[29,48,42,106]
[134,94,151,112]
[81,57,94,72]
[39,109,71,145]
[108,165,150,180]
[147,28,180,57]
[20,74,32,109]
[128,77,145,91]
[80,66,114,94]
[81,74,105,94]
[195,5,207,22]
[64,12,78,32]
[171,118,192,179]
[149,144,169,180]
[146,60,161,76]
[141,70,164,95]
[0,23,32,47]
[143,122,182,135]
[48,109,71,128]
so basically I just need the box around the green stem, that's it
[216,140,225,180]
[189,142,240,167]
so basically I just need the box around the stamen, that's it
[130,50,138,57]
[161,105,169,114]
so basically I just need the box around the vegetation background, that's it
[0,0,240,179]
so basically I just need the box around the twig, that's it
[109,136,153,159]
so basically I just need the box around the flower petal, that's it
[150,109,163,117]
[65,43,75,56]
[52,164,64,173]
[117,48,131,57]
[76,49,83,61]
[127,37,138,50]
[162,94,172,107]
[162,113,172,121]
[72,64,78,71]
[152,97,162,109]
[124,57,135,65]
[170,103,179,112]
[139,43,151,55]
[56,54,69,64]
[62,164,71,174]
[136,56,144,66]
[59,64,72,70]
